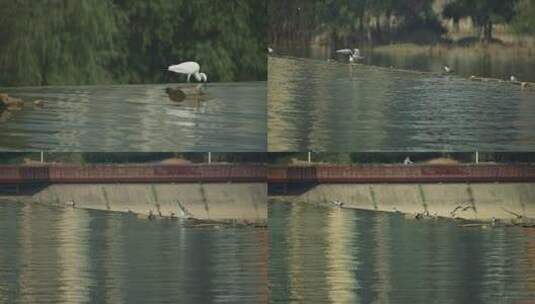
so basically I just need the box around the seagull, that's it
[510,75,518,82]
[331,200,345,207]
[443,65,453,73]
[336,48,364,63]
[34,99,45,107]
[168,61,207,83]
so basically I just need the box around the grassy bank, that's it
[373,41,535,58]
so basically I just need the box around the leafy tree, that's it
[0,0,120,86]
[443,0,518,43]
[270,0,440,47]
[0,0,266,86]
[511,0,535,34]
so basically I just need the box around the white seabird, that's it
[443,65,453,73]
[168,61,208,83]
[336,48,365,63]
[331,200,345,207]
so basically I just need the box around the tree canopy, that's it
[443,0,518,42]
[511,0,535,34]
[0,0,267,87]
[270,0,442,46]
[271,0,535,48]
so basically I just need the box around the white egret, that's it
[336,48,364,62]
[510,75,518,82]
[168,61,207,83]
[268,47,274,54]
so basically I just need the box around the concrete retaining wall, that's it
[272,183,535,220]
[2,183,267,222]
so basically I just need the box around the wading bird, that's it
[510,75,518,82]
[168,61,207,83]
[336,48,364,63]
[443,65,453,73]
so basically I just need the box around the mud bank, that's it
[1,183,267,223]
[269,183,535,221]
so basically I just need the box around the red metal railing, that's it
[2,164,535,185]
[268,165,535,183]
[0,164,267,184]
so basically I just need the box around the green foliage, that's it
[0,0,120,86]
[272,0,535,47]
[443,0,518,42]
[0,0,266,87]
[270,0,441,46]
[511,0,535,34]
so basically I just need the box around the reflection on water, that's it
[0,82,266,151]
[269,202,535,303]
[0,203,268,304]
[268,56,535,151]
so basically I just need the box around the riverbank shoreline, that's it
[0,198,268,228]
[268,199,535,228]
[372,41,535,58]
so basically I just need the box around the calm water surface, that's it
[0,203,268,303]
[268,56,535,151]
[0,82,266,151]
[270,202,535,304]
[277,45,535,83]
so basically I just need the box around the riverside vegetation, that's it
[0,0,267,87]
[270,0,535,50]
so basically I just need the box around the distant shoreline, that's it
[372,41,535,57]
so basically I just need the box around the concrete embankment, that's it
[0,164,267,223]
[2,183,266,223]
[270,183,535,221]
[268,164,535,221]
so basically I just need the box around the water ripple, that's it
[0,82,267,151]
[269,202,535,304]
[268,57,535,151]
[0,203,268,304]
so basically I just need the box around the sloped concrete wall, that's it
[273,183,535,220]
[21,183,266,222]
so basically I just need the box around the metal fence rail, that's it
[3,164,535,185]
[0,164,267,184]
[268,165,535,183]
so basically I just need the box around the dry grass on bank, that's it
[159,158,193,165]
[373,41,535,58]
[422,158,461,165]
